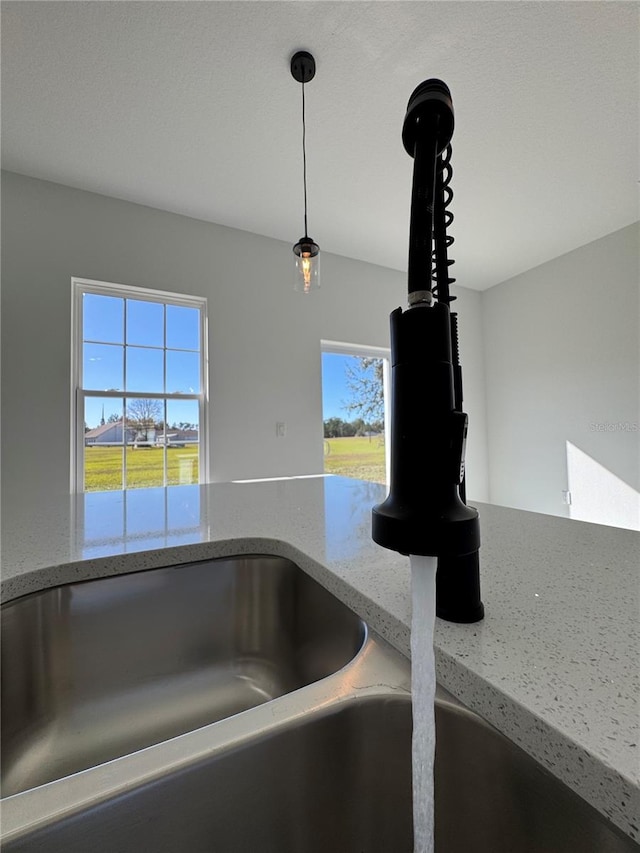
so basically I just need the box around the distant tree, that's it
[324,417,346,438]
[107,412,121,424]
[126,399,163,444]
[341,420,357,437]
[324,414,386,440]
[344,358,384,437]
[126,398,163,426]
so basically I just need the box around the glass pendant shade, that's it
[293,237,320,293]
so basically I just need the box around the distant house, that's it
[176,428,198,444]
[156,428,199,447]
[84,420,135,446]
[85,421,198,447]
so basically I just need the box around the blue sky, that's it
[322,353,386,423]
[321,353,354,420]
[83,294,200,429]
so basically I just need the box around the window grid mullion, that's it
[78,389,85,492]
[76,293,84,492]
[163,303,167,487]
[83,340,200,354]
[199,305,208,486]
[163,400,168,487]
[123,299,128,490]
[82,389,199,401]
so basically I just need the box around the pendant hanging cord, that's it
[302,80,308,236]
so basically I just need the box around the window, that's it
[71,278,208,493]
[321,341,390,485]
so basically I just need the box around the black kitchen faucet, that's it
[372,79,484,624]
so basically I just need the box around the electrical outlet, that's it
[276,422,286,438]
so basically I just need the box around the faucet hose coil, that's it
[432,144,456,307]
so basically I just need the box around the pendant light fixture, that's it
[291,51,320,293]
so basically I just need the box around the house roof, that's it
[85,420,124,439]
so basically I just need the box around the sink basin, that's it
[1,555,365,796]
[2,555,636,852]
[2,684,635,853]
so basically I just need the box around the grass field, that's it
[85,445,198,491]
[323,436,386,485]
[85,436,384,491]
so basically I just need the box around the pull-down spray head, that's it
[371,79,484,623]
[403,79,454,305]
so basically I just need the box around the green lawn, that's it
[323,436,386,485]
[84,445,199,491]
[86,437,384,491]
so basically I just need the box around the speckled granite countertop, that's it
[2,476,638,843]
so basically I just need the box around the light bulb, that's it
[293,238,320,293]
[301,256,312,290]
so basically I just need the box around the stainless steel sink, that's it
[1,555,637,852]
[2,676,636,852]
[1,555,365,796]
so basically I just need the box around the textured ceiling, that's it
[2,1,638,290]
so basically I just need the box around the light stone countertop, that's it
[1,475,638,843]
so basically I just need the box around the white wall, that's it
[482,223,639,522]
[1,171,489,503]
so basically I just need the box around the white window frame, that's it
[321,340,391,486]
[71,277,209,493]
